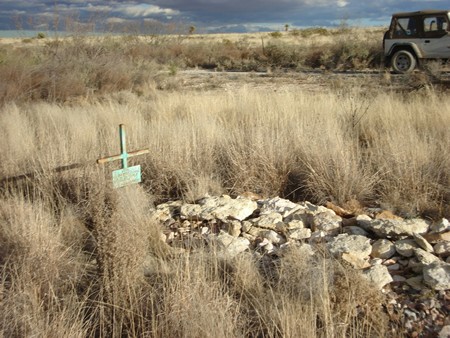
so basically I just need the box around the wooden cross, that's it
[97,124,149,188]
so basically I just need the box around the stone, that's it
[392,275,407,282]
[341,252,371,269]
[180,203,203,220]
[251,212,283,230]
[247,226,265,237]
[414,248,440,265]
[406,276,425,290]
[288,228,311,240]
[368,218,429,238]
[430,218,450,234]
[309,230,327,243]
[327,234,372,259]
[258,196,301,216]
[371,239,396,259]
[227,220,242,237]
[312,211,342,232]
[434,242,450,257]
[241,221,253,233]
[262,230,285,244]
[214,230,250,257]
[362,264,393,289]
[355,214,373,231]
[285,219,306,230]
[342,226,369,237]
[438,325,450,338]
[423,231,450,243]
[395,239,420,257]
[198,195,258,222]
[423,262,450,290]
[412,233,434,252]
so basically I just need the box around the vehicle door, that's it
[419,14,450,58]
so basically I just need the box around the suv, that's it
[384,10,450,73]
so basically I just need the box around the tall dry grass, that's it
[0,28,448,337]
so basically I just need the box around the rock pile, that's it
[150,195,450,336]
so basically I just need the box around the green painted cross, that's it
[97,124,149,188]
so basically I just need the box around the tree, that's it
[189,25,196,34]
[284,24,289,32]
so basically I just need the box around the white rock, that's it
[262,230,285,244]
[355,214,373,231]
[285,219,306,230]
[423,262,450,290]
[362,265,393,289]
[368,218,429,237]
[434,242,450,257]
[198,195,258,222]
[288,228,312,240]
[414,248,441,265]
[180,203,203,220]
[258,196,301,216]
[327,234,372,259]
[342,226,369,236]
[214,230,250,257]
[412,233,434,252]
[430,218,450,234]
[438,325,450,338]
[395,239,420,257]
[312,211,342,232]
[227,220,242,237]
[371,239,396,259]
[252,212,284,230]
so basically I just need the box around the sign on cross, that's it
[97,124,149,188]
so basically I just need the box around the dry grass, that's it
[0,28,448,337]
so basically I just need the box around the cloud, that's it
[0,0,449,32]
[117,4,180,18]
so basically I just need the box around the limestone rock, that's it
[423,262,450,290]
[327,234,372,259]
[288,228,312,240]
[412,233,434,252]
[341,252,371,269]
[251,212,283,230]
[258,196,301,217]
[342,225,369,237]
[371,239,396,259]
[430,218,450,234]
[180,204,203,220]
[214,230,250,257]
[368,218,429,238]
[362,264,393,289]
[414,248,440,265]
[434,242,450,257]
[261,230,285,244]
[395,239,420,257]
[227,220,242,237]
[198,195,258,222]
[312,211,342,233]
[355,214,373,231]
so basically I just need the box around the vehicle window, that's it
[393,17,419,38]
[423,16,448,34]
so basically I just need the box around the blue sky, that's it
[0,1,448,33]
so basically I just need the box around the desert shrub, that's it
[268,31,283,38]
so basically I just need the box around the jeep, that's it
[384,10,450,73]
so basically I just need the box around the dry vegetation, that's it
[0,28,449,337]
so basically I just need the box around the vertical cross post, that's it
[97,124,149,188]
[119,124,128,169]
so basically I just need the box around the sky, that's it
[0,1,449,33]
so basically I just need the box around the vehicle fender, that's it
[387,43,423,59]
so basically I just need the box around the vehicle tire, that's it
[391,50,417,74]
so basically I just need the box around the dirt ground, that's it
[172,68,450,93]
